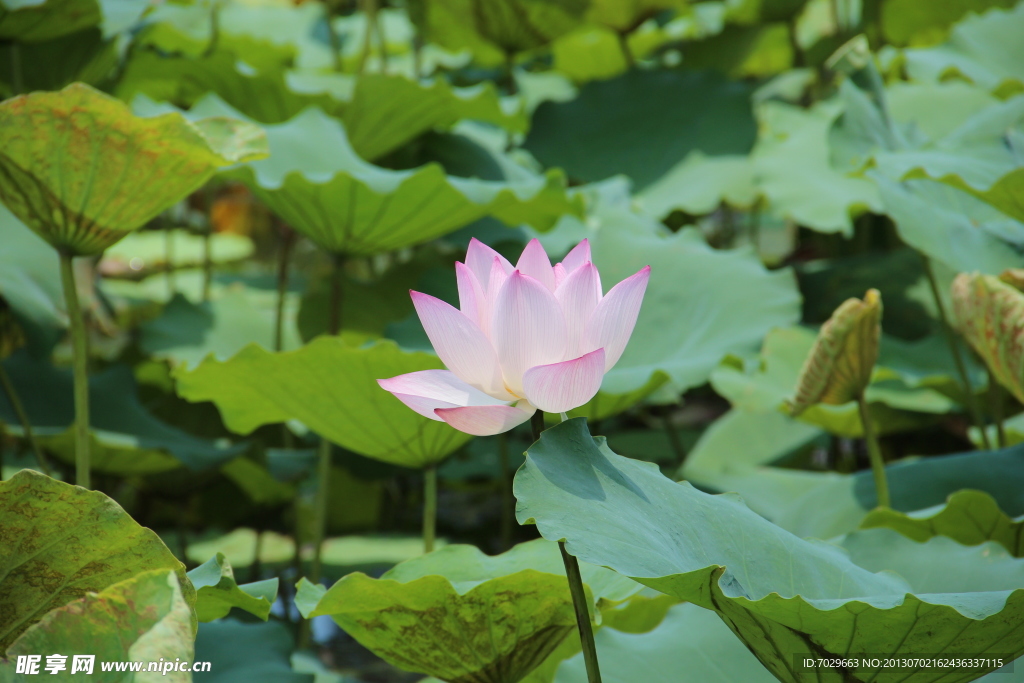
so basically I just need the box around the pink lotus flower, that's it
[378,238,650,436]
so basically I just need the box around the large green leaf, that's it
[0,83,267,255]
[586,209,801,396]
[193,619,314,683]
[524,68,756,191]
[515,419,1024,682]
[0,470,194,652]
[0,351,246,474]
[554,602,775,683]
[187,553,278,622]
[296,539,641,683]
[861,490,1024,556]
[173,337,472,467]
[903,3,1024,97]
[147,95,578,256]
[3,570,194,681]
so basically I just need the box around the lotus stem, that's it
[274,225,295,352]
[534,411,603,683]
[423,465,437,553]
[498,432,512,550]
[59,251,90,488]
[0,362,51,476]
[857,393,890,508]
[310,435,332,585]
[989,369,1006,449]
[618,33,635,68]
[922,256,991,449]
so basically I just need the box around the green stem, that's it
[250,529,263,583]
[857,393,890,508]
[990,370,1006,449]
[423,465,437,553]
[618,32,635,68]
[922,256,991,449]
[530,410,544,442]
[559,541,603,683]
[663,410,687,468]
[498,432,512,550]
[0,363,51,476]
[274,226,294,352]
[310,436,331,585]
[59,252,90,489]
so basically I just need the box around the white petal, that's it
[378,370,508,421]
[466,238,512,290]
[515,238,555,291]
[411,291,507,397]
[585,265,651,371]
[559,239,591,275]
[491,271,568,395]
[483,256,509,337]
[555,261,602,359]
[435,402,536,436]
[522,349,606,413]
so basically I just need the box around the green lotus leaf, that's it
[555,602,776,683]
[0,204,63,349]
[103,229,254,276]
[0,351,247,474]
[951,273,1024,403]
[752,99,880,235]
[0,0,100,42]
[140,288,302,370]
[788,289,882,416]
[186,529,296,570]
[173,337,472,467]
[524,69,756,192]
[187,553,278,622]
[635,152,758,218]
[0,469,195,652]
[317,535,448,570]
[193,619,314,683]
[586,209,801,396]
[585,0,687,31]
[0,83,267,256]
[0,27,118,98]
[880,0,1017,46]
[515,419,1024,682]
[860,490,1024,556]
[408,0,588,65]
[3,570,194,681]
[903,3,1024,97]
[567,370,670,422]
[296,539,641,683]
[152,95,578,256]
[221,457,295,506]
[712,327,960,437]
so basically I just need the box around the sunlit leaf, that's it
[296,539,641,683]
[186,529,296,569]
[0,470,194,651]
[952,272,1024,403]
[788,289,881,415]
[188,553,278,622]
[516,419,1024,682]
[174,337,472,467]
[4,570,194,680]
[861,490,1024,556]
[0,83,267,255]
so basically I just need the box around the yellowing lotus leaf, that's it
[788,289,882,416]
[952,272,1024,403]
[0,83,267,256]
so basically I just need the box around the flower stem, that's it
[59,252,90,489]
[0,362,51,476]
[310,435,332,585]
[922,256,991,449]
[857,393,890,508]
[498,432,512,550]
[534,411,603,683]
[423,465,437,553]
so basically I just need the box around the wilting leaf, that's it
[951,273,1024,403]
[515,419,1024,682]
[174,337,472,467]
[861,489,1024,556]
[0,350,247,474]
[788,289,882,416]
[0,83,267,255]
[0,470,194,651]
[296,539,640,683]
[903,3,1024,97]
[187,553,278,622]
[3,570,194,681]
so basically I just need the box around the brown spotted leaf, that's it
[295,539,641,683]
[0,83,267,256]
[788,289,882,416]
[3,570,194,682]
[0,469,195,653]
[952,272,1024,403]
